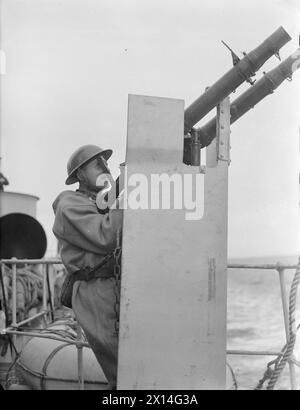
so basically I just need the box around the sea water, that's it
[227,254,300,390]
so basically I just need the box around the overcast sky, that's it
[0,0,299,257]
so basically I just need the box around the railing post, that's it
[11,258,17,327]
[46,264,54,322]
[10,258,18,386]
[0,263,8,329]
[40,263,49,327]
[277,265,298,390]
[42,263,47,312]
[76,323,84,390]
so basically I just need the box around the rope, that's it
[226,362,238,390]
[16,360,108,386]
[253,256,300,390]
[4,337,21,389]
[0,266,9,327]
[4,318,89,389]
[41,342,70,390]
[45,266,54,322]
[19,318,85,342]
[254,331,299,390]
[254,356,281,390]
[1,264,44,321]
[266,254,300,390]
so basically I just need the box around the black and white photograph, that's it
[0,0,299,393]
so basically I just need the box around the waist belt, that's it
[60,252,115,309]
[72,253,115,282]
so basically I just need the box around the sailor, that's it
[52,144,123,390]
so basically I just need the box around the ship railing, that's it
[0,258,299,390]
[0,258,85,390]
[227,262,299,390]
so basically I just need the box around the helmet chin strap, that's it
[77,169,100,194]
[77,169,112,200]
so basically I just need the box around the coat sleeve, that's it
[61,204,123,254]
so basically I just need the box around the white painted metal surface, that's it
[0,191,39,217]
[117,95,229,389]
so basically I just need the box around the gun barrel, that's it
[184,26,291,134]
[198,49,300,148]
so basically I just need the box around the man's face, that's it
[79,156,112,190]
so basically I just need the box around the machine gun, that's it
[182,27,299,165]
[196,49,300,149]
[102,27,298,198]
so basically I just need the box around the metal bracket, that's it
[216,97,231,164]
[222,41,256,85]
[221,40,240,66]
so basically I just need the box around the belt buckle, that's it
[83,267,91,281]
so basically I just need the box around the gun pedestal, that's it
[117,95,230,389]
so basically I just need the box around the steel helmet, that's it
[65,144,113,185]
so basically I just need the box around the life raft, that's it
[16,320,108,390]
[15,319,237,390]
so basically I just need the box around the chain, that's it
[113,228,122,334]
